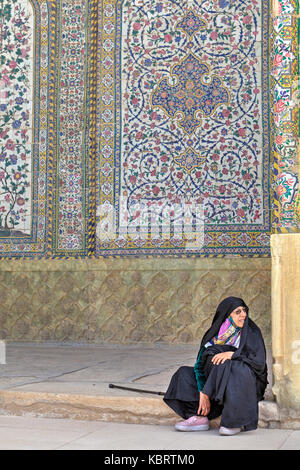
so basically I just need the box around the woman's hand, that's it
[197,392,210,416]
[211,351,234,365]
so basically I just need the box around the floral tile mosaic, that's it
[0,0,298,259]
[96,0,274,257]
[0,0,96,257]
[0,0,48,256]
[270,0,299,231]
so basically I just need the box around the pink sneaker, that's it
[219,426,241,436]
[175,415,209,432]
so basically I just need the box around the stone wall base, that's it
[258,401,300,430]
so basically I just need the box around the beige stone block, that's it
[271,234,300,410]
[259,401,280,422]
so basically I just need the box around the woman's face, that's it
[230,305,247,328]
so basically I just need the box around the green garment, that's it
[193,346,206,392]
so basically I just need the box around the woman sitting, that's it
[163,296,268,435]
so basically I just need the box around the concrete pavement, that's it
[0,414,299,450]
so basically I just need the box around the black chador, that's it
[163,297,268,431]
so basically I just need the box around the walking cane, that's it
[109,383,165,396]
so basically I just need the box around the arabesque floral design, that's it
[151,53,230,136]
[0,0,32,235]
[117,0,269,238]
[0,0,298,259]
[271,0,299,231]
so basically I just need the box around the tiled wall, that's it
[0,0,298,260]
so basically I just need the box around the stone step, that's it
[1,342,299,429]
[0,389,285,429]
